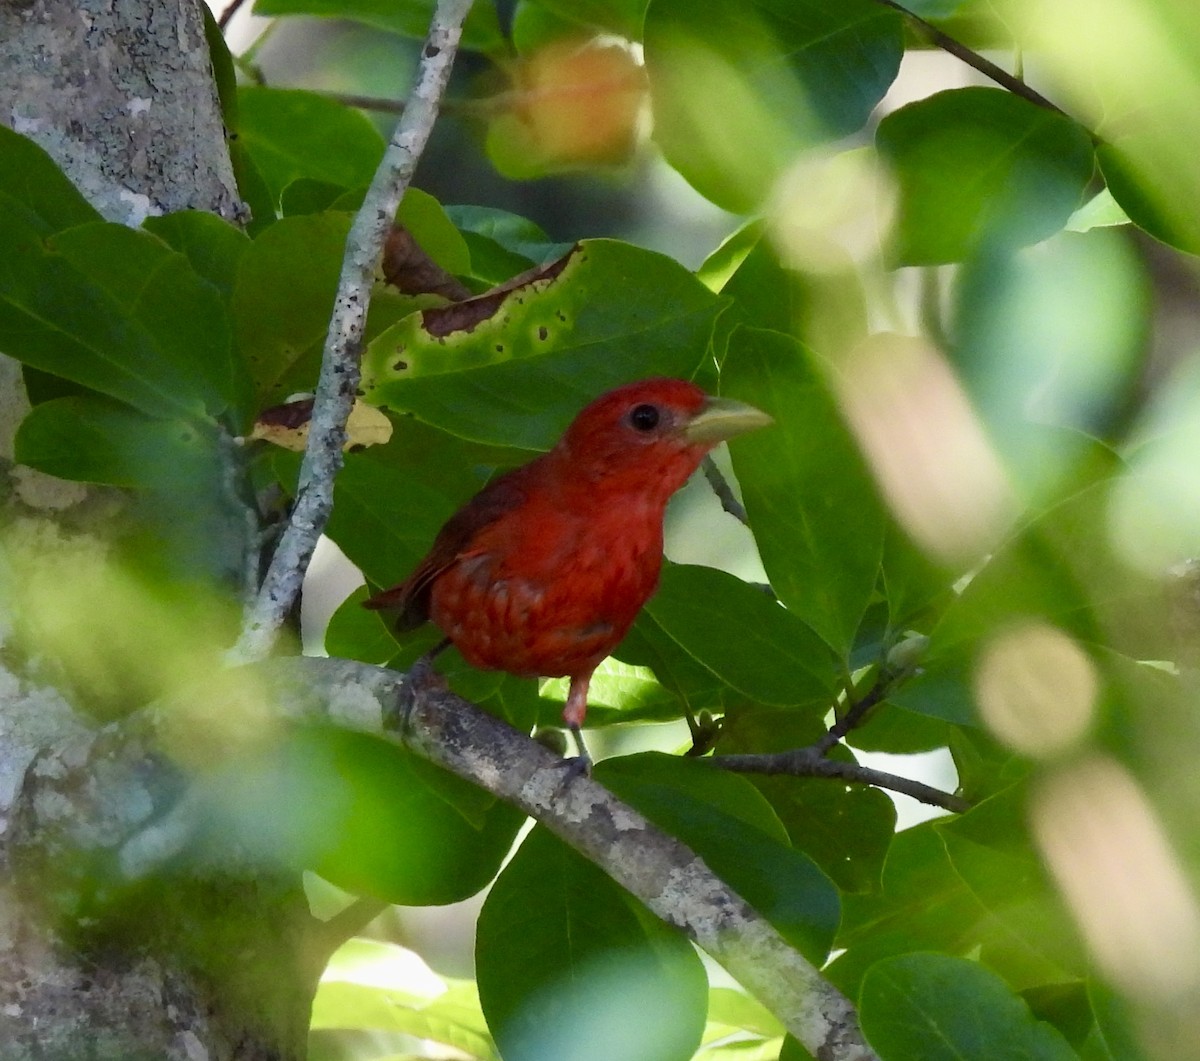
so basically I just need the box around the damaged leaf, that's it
[251,396,393,452]
[359,239,726,450]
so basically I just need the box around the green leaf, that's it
[951,231,1146,501]
[232,211,353,404]
[14,395,217,488]
[1098,137,1200,255]
[323,585,404,664]
[722,326,886,656]
[706,987,785,1039]
[915,480,1168,683]
[708,227,797,336]
[616,612,741,721]
[1084,979,1147,1061]
[323,420,527,589]
[697,219,767,294]
[444,204,572,273]
[143,210,251,306]
[901,0,973,15]
[844,700,955,756]
[511,1,589,52]
[644,562,839,709]
[202,2,240,130]
[477,826,707,1061]
[877,87,1095,265]
[748,771,897,896]
[860,953,1077,1061]
[600,753,841,964]
[361,239,726,450]
[828,823,991,997]
[938,788,1085,986]
[715,705,897,893]
[1022,982,1094,1053]
[236,87,385,205]
[229,138,278,235]
[279,178,350,217]
[252,0,506,53]
[312,971,499,1059]
[879,520,955,633]
[520,0,648,39]
[541,658,686,727]
[645,0,903,212]
[0,209,234,419]
[1065,189,1130,233]
[396,187,472,276]
[205,727,524,905]
[0,126,100,233]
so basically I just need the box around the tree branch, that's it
[717,746,970,814]
[701,455,750,526]
[874,0,1071,120]
[216,0,249,32]
[114,657,879,1061]
[714,664,969,814]
[229,0,475,664]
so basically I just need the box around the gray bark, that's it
[0,2,312,1057]
[0,0,243,225]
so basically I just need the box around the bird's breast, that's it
[428,505,663,679]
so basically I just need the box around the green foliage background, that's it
[6,0,1200,1059]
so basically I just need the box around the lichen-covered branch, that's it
[201,658,879,1061]
[230,0,475,664]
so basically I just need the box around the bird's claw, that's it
[385,652,449,734]
[554,752,593,791]
[551,723,593,790]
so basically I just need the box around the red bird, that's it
[364,378,771,762]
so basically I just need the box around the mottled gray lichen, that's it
[0,0,242,224]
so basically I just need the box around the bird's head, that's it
[554,378,772,501]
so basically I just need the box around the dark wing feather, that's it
[362,469,532,632]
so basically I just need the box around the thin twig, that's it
[313,897,392,958]
[229,0,475,664]
[717,746,970,814]
[717,661,969,813]
[702,456,749,526]
[815,678,890,756]
[874,0,1070,119]
[217,0,249,32]
[318,92,408,116]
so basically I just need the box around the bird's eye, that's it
[629,404,661,432]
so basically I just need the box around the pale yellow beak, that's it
[681,395,773,444]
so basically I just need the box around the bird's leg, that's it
[556,673,593,781]
[389,637,453,733]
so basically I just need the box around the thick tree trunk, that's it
[0,0,242,225]
[0,2,315,1057]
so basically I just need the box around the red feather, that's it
[365,378,770,742]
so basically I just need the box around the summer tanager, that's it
[364,378,771,760]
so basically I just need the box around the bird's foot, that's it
[552,724,593,789]
[386,652,449,733]
[555,753,593,789]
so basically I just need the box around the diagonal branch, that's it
[228,0,475,664]
[114,657,879,1061]
[874,0,1071,120]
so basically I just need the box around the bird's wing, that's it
[362,470,531,632]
